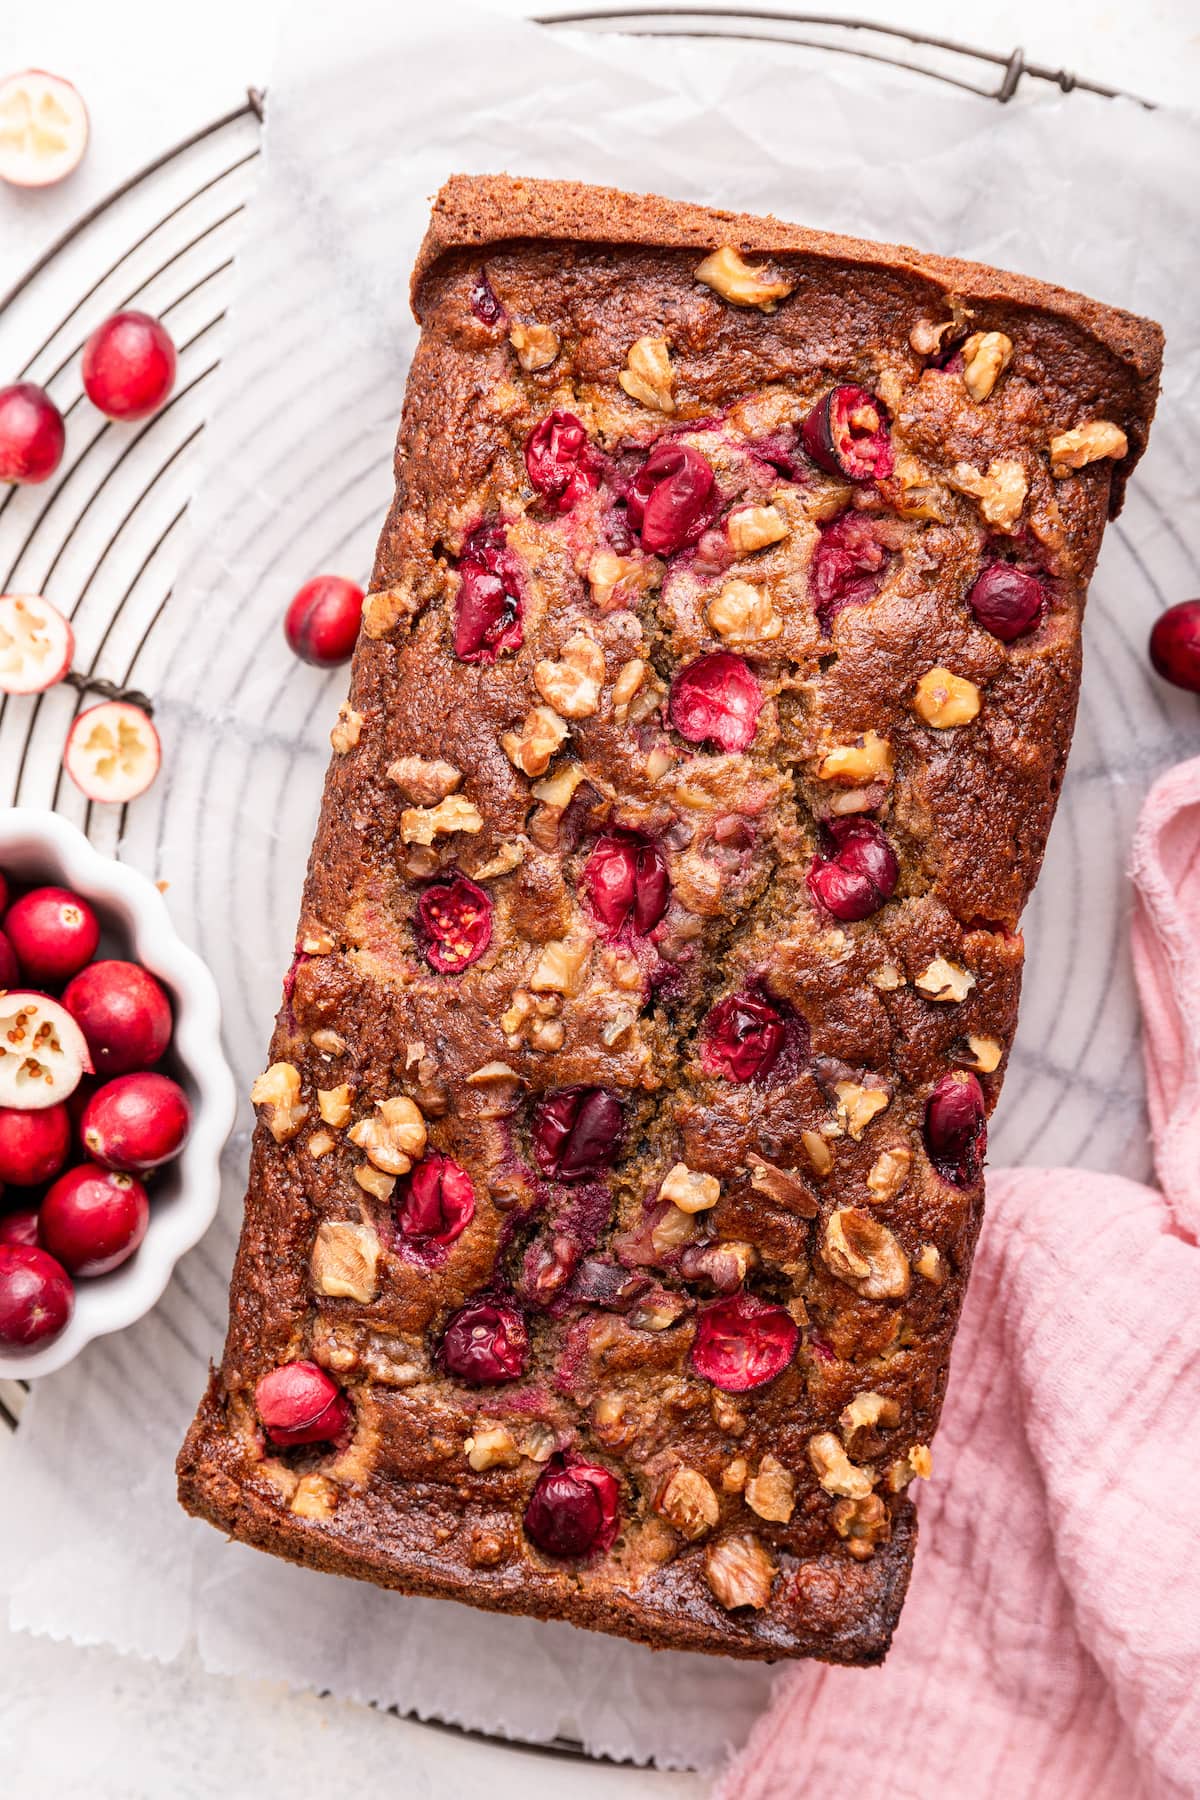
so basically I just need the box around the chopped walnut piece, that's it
[909,298,971,355]
[722,1457,748,1492]
[744,1453,795,1524]
[869,964,905,992]
[1050,419,1128,477]
[400,794,484,845]
[706,579,782,645]
[913,667,981,729]
[531,763,584,810]
[915,1243,947,1284]
[627,1291,690,1332]
[801,1129,834,1176]
[347,1095,426,1175]
[890,453,951,523]
[915,956,976,1003]
[866,1144,912,1204]
[832,1492,891,1560]
[704,1532,777,1610]
[746,1153,818,1219]
[502,705,569,777]
[317,1084,353,1129]
[611,657,647,724]
[965,1033,1003,1073]
[311,1220,381,1302]
[533,634,605,719]
[840,1390,901,1438]
[656,1465,720,1539]
[310,1028,346,1056]
[834,1080,889,1140]
[818,730,893,786]
[808,1431,876,1499]
[354,1163,395,1201]
[307,1130,335,1159]
[910,1443,934,1480]
[301,929,335,955]
[464,1423,521,1471]
[712,1392,747,1435]
[694,247,794,312]
[474,839,526,881]
[592,1393,632,1446]
[659,1162,721,1214]
[822,1208,911,1301]
[251,1063,308,1143]
[650,1204,697,1255]
[290,1474,338,1521]
[529,930,593,996]
[619,335,676,412]
[587,550,665,614]
[509,320,559,371]
[361,583,416,639]
[727,504,789,555]
[960,330,1014,402]
[386,755,462,805]
[330,703,362,754]
[521,1422,556,1464]
[950,458,1028,531]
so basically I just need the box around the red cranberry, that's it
[441,1299,528,1383]
[700,991,785,1083]
[626,440,716,554]
[254,1360,351,1447]
[396,1151,475,1245]
[469,270,503,324]
[453,524,523,662]
[283,575,364,667]
[525,410,600,512]
[801,384,893,481]
[81,1072,190,1172]
[0,872,8,913]
[1149,600,1200,694]
[60,960,172,1074]
[968,564,1045,642]
[807,818,899,922]
[0,928,17,989]
[0,1104,71,1186]
[531,1086,624,1182]
[39,1162,148,1276]
[690,1292,799,1392]
[924,1071,987,1186]
[0,383,65,485]
[669,652,763,754]
[811,512,891,629]
[417,875,493,973]
[0,1208,38,1247]
[524,1455,620,1557]
[0,1244,73,1349]
[4,885,99,984]
[579,835,669,939]
[81,311,177,421]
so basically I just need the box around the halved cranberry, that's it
[669,652,763,754]
[441,1299,528,1384]
[417,875,493,973]
[579,835,669,939]
[469,270,503,325]
[531,1086,624,1182]
[801,385,893,481]
[807,817,899,922]
[689,1292,799,1392]
[626,440,716,555]
[396,1152,475,1245]
[524,1455,620,1557]
[811,511,891,629]
[924,1070,987,1186]
[1149,600,1200,694]
[254,1360,351,1447]
[968,564,1045,642]
[525,410,600,512]
[701,991,785,1083]
[453,525,523,663]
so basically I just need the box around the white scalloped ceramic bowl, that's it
[0,808,236,1378]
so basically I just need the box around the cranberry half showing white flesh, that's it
[63,701,161,803]
[0,594,74,695]
[0,992,92,1110]
[0,70,89,188]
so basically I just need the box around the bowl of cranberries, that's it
[0,808,235,1377]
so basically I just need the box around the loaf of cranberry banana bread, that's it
[178,175,1162,1663]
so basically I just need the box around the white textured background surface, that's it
[1,3,1198,1796]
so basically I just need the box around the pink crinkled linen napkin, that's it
[720,759,1200,1800]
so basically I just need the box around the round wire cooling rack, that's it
[0,6,1188,1771]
